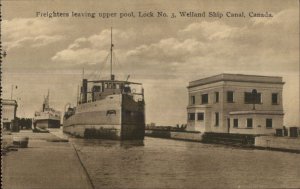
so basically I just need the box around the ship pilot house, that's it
[79,75,144,104]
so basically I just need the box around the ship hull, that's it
[35,119,61,129]
[34,111,61,129]
[63,94,145,140]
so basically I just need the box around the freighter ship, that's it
[34,91,61,129]
[63,29,145,140]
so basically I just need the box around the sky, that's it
[1,0,299,126]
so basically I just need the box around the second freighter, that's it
[63,28,145,140]
[34,91,61,129]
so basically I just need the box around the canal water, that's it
[71,137,300,189]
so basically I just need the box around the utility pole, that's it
[82,68,85,80]
[11,85,13,100]
[77,85,80,105]
[110,27,114,80]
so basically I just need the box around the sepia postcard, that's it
[1,0,299,189]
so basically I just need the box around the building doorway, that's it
[227,118,230,133]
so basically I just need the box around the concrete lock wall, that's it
[170,132,203,141]
[255,136,300,151]
[145,130,203,141]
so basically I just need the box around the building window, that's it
[197,113,204,121]
[106,110,116,115]
[215,92,219,103]
[201,94,208,104]
[244,92,262,104]
[227,91,234,103]
[188,113,195,121]
[215,112,219,126]
[266,119,272,128]
[233,119,238,128]
[191,95,195,105]
[272,93,278,105]
[244,92,252,104]
[247,118,253,128]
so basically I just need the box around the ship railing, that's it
[87,79,142,85]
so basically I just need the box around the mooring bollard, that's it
[13,136,29,148]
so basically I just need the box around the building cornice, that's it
[229,110,284,115]
[1,99,18,106]
[187,105,212,109]
[188,73,285,88]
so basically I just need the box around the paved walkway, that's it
[2,131,93,189]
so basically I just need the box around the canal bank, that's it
[2,130,93,189]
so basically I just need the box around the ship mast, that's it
[46,89,50,109]
[110,27,114,80]
[43,90,50,111]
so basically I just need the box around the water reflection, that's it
[71,138,144,149]
[120,140,144,149]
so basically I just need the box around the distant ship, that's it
[63,28,145,140]
[34,91,61,129]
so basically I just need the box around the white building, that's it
[1,99,18,130]
[187,74,284,135]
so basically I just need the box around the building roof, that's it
[1,99,18,106]
[188,73,284,88]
